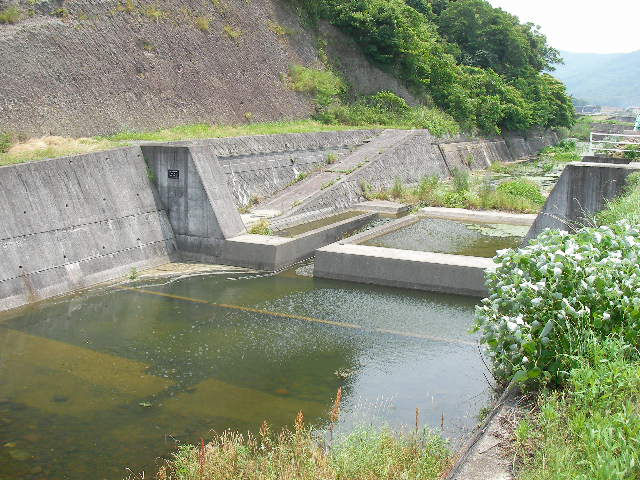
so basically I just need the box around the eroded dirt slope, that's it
[0,0,413,137]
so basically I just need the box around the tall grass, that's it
[364,173,546,214]
[516,338,640,480]
[597,172,640,226]
[157,413,453,480]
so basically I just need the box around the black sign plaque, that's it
[168,169,180,179]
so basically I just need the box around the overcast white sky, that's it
[488,0,640,54]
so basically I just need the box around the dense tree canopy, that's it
[292,0,575,134]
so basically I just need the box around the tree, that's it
[435,0,561,78]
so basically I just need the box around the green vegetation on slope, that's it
[0,120,374,167]
[516,339,640,480]
[290,0,575,135]
[597,172,640,228]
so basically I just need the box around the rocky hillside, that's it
[0,0,412,137]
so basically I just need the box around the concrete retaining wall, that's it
[524,162,640,243]
[141,145,246,260]
[289,131,558,218]
[176,130,380,207]
[0,148,176,312]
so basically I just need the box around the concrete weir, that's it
[0,128,558,312]
[314,209,535,297]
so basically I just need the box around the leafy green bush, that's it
[475,221,640,386]
[362,91,410,115]
[496,179,545,205]
[294,0,574,135]
[623,144,640,160]
[289,65,346,107]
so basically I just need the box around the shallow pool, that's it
[0,266,489,479]
[362,217,529,257]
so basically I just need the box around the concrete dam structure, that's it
[0,128,558,312]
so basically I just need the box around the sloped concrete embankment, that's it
[178,129,380,207]
[286,131,558,219]
[0,148,176,312]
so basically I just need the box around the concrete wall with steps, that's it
[0,128,558,312]
[287,131,558,220]
[170,130,380,207]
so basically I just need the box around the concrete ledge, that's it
[341,215,420,245]
[582,155,633,165]
[352,200,411,216]
[419,207,536,226]
[212,213,377,271]
[314,243,493,297]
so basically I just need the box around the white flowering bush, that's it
[475,221,640,386]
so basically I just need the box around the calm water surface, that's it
[363,217,529,257]
[0,267,488,479]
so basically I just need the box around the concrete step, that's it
[256,129,414,215]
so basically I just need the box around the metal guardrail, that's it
[590,132,640,154]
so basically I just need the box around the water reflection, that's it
[363,217,529,257]
[0,268,488,479]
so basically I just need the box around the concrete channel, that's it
[2,124,637,480]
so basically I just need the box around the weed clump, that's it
[495,179,545,206]
[223,24,242,39]
[248,219,272,235]
[0,132,13,153]
[0,5,21,23]
[195,16,210,31]
[158,412,452,480]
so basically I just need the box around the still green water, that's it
[0,267,488,480]
[274,211,365,237]
[363,217,529,257]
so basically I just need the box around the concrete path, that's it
[254,129,414,215]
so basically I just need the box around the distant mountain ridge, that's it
[552,50,640,107]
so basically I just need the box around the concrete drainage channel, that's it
[0,131,575,480]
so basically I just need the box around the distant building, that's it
[575,105,601,114]
[626,106,640,115]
